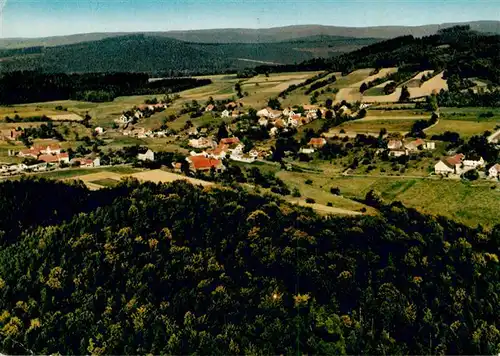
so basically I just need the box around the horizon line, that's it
[1,19,498,40]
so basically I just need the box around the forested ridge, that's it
[0,34,378,75]
[0,179,499,354]
[0,72,211,104]
[256,26,500,85]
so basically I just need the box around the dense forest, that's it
[0,72,211,104]
[0,178,499,355]
[0,34,378,75]
[255,26,500,85]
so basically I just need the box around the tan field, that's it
[64,169,214,190]
[244,72,317,84]
[50,113,84,121]
[350,67,398,88]
[410,71,448,97]
[335,88,363,103]
[129,170,214,186]
[263,79,306,93]
[398,70,435,88]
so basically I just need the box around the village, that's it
[0,66,498,229]
[1,95,500,183]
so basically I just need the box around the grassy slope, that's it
[277,171,500,227]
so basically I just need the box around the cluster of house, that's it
[207,101,244,119]
[386,138,436,157]
[434,153,485,176]
[117,103,168,125]
[256,105,330,136]
[299,137,328,154]
[180,136,268,173]
[123,127,169,138]
[18,144,70,165]
[15,144,100,173]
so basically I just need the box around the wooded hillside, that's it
[0,178,499,354]
[257,26,500,85]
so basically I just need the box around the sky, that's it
[0,0,499,38]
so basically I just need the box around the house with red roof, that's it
[220,137,240,146]
[186,155,225,173]
[71,157,100,168]
[18,148,40,159]
[39,153,69,165]
[405,138,426,152]
[308,138,327,148]
[35,144,61,155]
[435,153,465,175]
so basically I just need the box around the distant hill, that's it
[0,21,498,48]
[0,35,379,75]
[256,26,500,86]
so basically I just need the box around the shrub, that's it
[271,186,291,196]
[305,198,315,204]
[462,169,479,181]
[330,187,340,195]
[327,202,333,207]
[292,188,301,197]
[305,179,313,185]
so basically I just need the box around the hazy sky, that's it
[0,0,499,38]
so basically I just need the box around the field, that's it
[426,119,497,138]
[276,171,500,227]
[362,71,448,103]
[334,118,419,134]
[59,168,214,189]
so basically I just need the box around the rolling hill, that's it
[0,34,379,75]
[0,21,498,49]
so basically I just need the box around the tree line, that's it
[0,71,212,104]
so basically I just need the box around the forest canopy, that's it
[0,72,212,104]
[0,178,499,355]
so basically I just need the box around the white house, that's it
[435,154,464,175]
[388,140,403,150]
[287,116,300,127]
[300,148,315,154]
[249,149,259,158]
[94,127,105,135]
[118,115,132,124]
[283,108,296,117]
[425,142,436,150]
[71,157,100,168]
[189,137,216,149]
[405,139,425,152]
[221,110,231,118]
[257,108,272,117]
[270,127,279,136]
[258,117,269,126]
[463,156,485,169]
[434,160,455,175]
[37,144,62,155]
[190,151,208,157]
[306,111,318,120]
[389,149,408,157]
[230,153,255,163]
[489,164,500,178]
[137,149,155,161]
